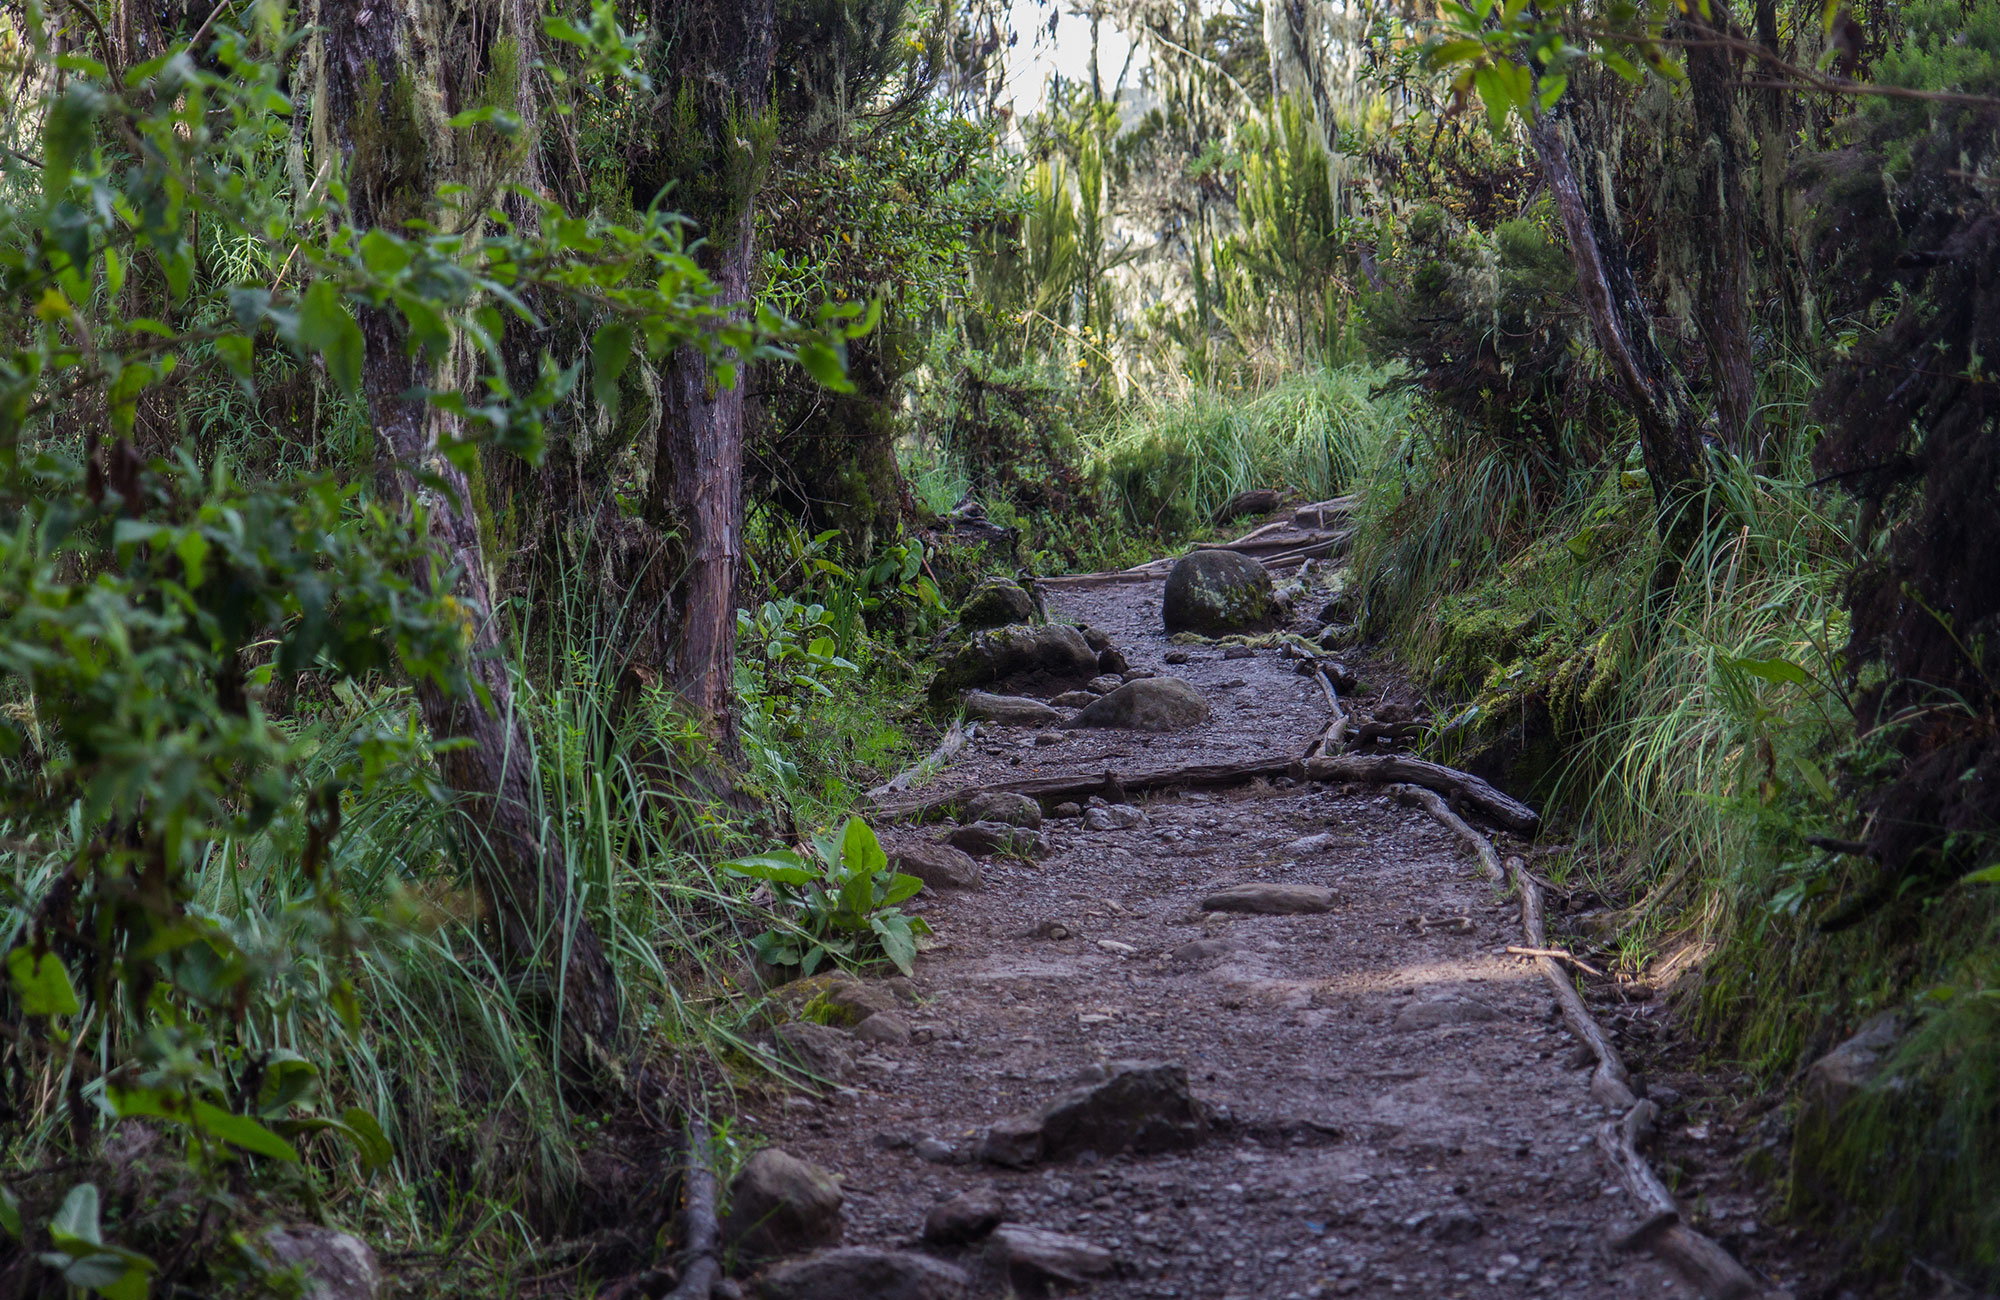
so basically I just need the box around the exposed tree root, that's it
[867,720,969,801]
[872,758,1301,821]
[664,1122,721,1300]
[1306,753,1541,835]
[1305,665,1350,760]
[1388,783,1776,1300]
[1038,507,1354,588]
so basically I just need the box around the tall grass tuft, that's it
[1086,365,1405,536]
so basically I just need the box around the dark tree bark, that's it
[645,0,779,740]
[1682,0,1762,459]
[310,0,626,1074]
[1529,105,1707,539]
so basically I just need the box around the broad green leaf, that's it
[43,84,104,195]
[840,817,888,878]
[1961,862,2000,885]
[796,340,853,392]
[191,1101,300,1161]
[590,321,633,412]
[1723,655,1812,687]
[1793,754,1836,802]
[49,1183,102,1251]
[725,852,816,885]
[337,1106,394,1173]
[358,228,412,277]
[215,334,255,390]
[7,946,80,1016]
[0,1185,18,1239]
[297,280,365,397]
[253,1049,319,1115]
[880,872,924,907]
[874,916,917,975]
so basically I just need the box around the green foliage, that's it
[724,818,929,977]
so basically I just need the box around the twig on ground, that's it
[1507,944,1605,978]
[866,719,969,802]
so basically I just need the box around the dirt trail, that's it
[741,575,1708,1299]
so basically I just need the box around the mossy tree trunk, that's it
[644,0,778,743]
[308,0,627,1077]
[1529,104,1708,543]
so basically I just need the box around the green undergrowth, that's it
[1348,390,2000,1281]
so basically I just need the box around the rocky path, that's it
[728,575,1715,1300]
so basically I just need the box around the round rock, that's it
[1066,678,1211,732]
[1163,550,1276,635]
[958,578,1036,629]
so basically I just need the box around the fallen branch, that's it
[1392,785,1771,1300]
[1039,522,1351,587]
[1304,666,1350,761]
[1308,753,1541,835]
[866,719,968,802]
[874,758,1299,822]
[664,1124,721,1300]
[1507,944,1605,979]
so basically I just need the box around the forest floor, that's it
[733,566,1821,1299]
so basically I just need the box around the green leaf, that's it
[590,322,633,413]
[880,873,924,907]
[337,1106,394,1174]
[874,916,917,975]
[215,334,255,391]
[253,1050,319,1115]
[7,946,80,1016]
[796,340,853,392]
[840,817,888,877]
[1723,655,1813,688]
[297,280,365,397]
[1962,862,2000,885]
[49,1183,102,1251]
[191,1102,300,1161]
[724,852,816,886]
[1793,754,1836,802]
[358,229,412,277]
[43,84,104,195]
[0,1185,19,1239]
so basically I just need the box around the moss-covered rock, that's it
[958,577,1036,629]
[929,623,1099,701]
[1162,551,1275,635]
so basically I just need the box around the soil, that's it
[734,570,1818,1299]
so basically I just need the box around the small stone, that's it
[1429,1211,1485,1243]
[948,821,1044,857]
[1393,996,1503,1030]
[854,1012,912,1046]
[1052,802,1082,818]
[889,841,982,891]
[984,1225,1117,1286]
[1087,674,1125,695]
[1283,832,1337,856]
[752,1248,969,1300]
[1050,691,1097,708]
[720,1148,845,1263]
[1030,919,1076,940]
[1171,938,1234,963]
[1068,678,1210,732]
[923,1188,1007,1245]
[1033,731,1065,746]
[1121,666,1158,681]
[1098,647,1131,674]
[914,1137,957,1164]
[1198,883,1340,915]
[1083,804,1146,831]
[1079,625,1114,653]
[1096,939,1137,956]
[261,1227,381,1300]
[964,791,1044,829]
[961,691,1064,727]
[978,1113,1047,1168]
[1223,644,1255,660]
[1164,650,1191,664]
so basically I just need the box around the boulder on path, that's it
[1067,678,1210,732]
[1097,646,1130,675]
[753,1248,969,1300]
[770,1020,855,1080]
[948,821,1045,858]
[889,840,982,891]
[721,1148,845,1263]
[1078,625,1114,653]
[1794,1012,1903,1208]
[1199,883,1340,915]
[984,1225,1117,1289]
[1163,550,1275,635]
[922,1188,1007,1246]
[261,1227,381,1300]
[960,691,1064,727]
[1082,804,1145,831]
[978,1061,1209,1167]
[963,790,1044,829]
[958,578,1037,629]
[931,624,1098,701]
[1050,690,1096,708]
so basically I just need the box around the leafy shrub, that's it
[724,819,928,977]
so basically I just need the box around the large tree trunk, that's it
[1683,0,1762,460]
[646,0,778,742]
[310,0,625,1074]
[1529,105,1708,539]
